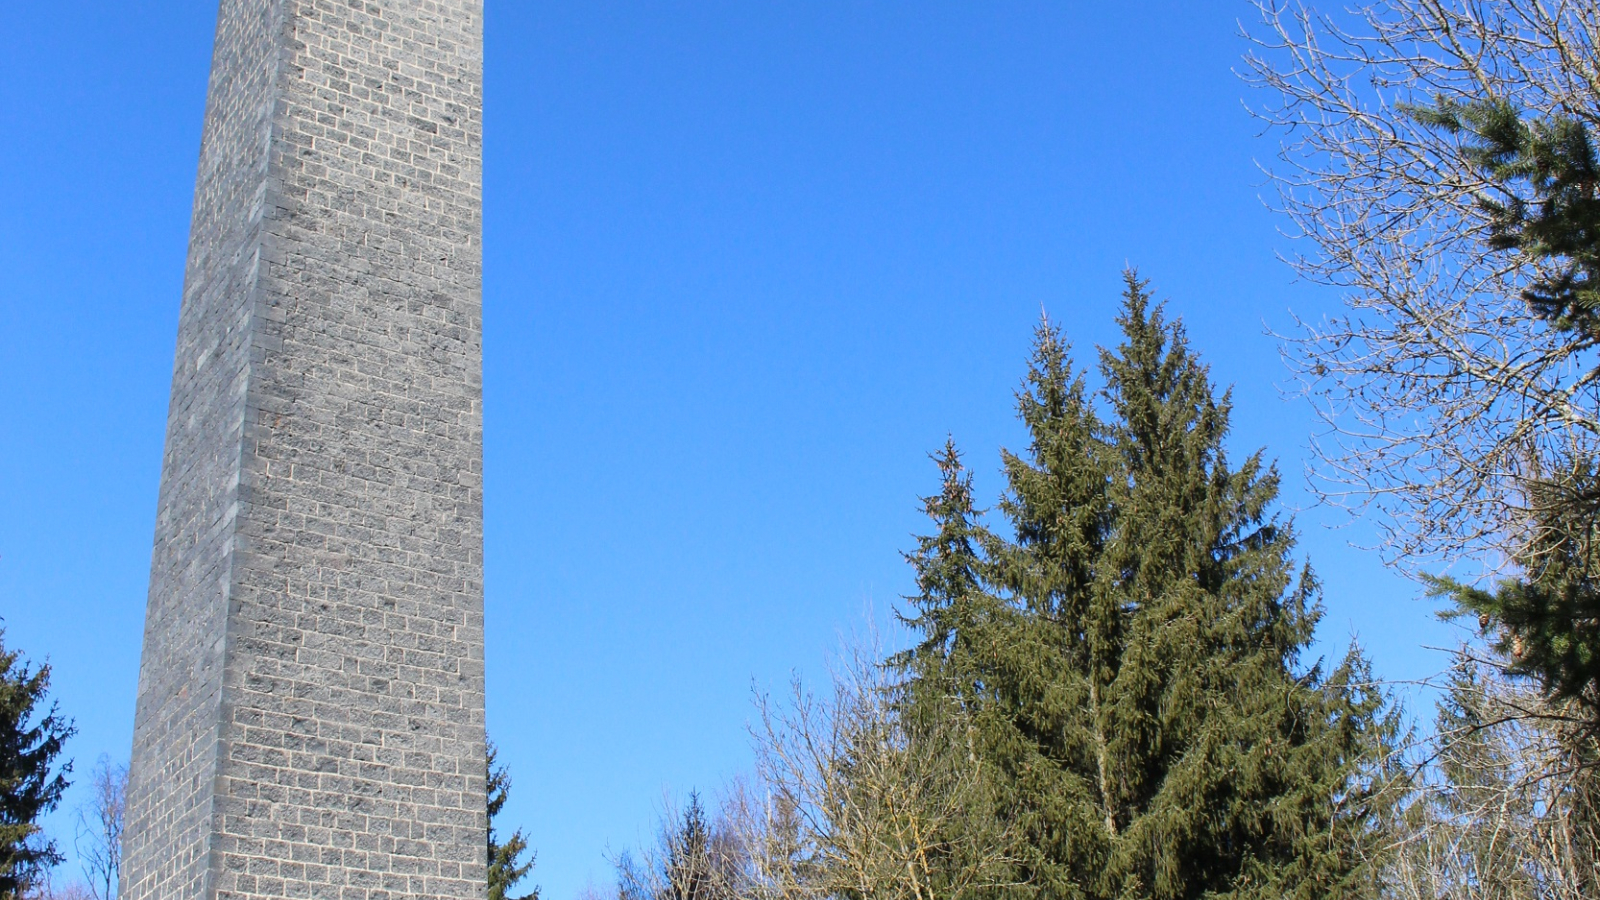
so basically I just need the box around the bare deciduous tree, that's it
[1245,0,1600,572]
[1384,653,1600,898]
[20,874,94,900]
[602,640,1020,900]
[734,642,1020,900]
[72,757,123,900]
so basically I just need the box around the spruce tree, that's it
[894,440,1028,898]
[1406,98,1600,735]
[1406,98,1600,338]
[896,440,1008,712]
[902,273,1397,899]
[616,792,735,900]
[1079,274,1391,899]
[0,626,74,897]
[487,742,538,900]
[660,793,714,900]
[983,319,1115,898]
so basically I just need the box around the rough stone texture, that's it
[124,1,486,897]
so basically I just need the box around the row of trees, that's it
[599,267,1599,897]
[599,3,1600,893]
[603,282,1402,899]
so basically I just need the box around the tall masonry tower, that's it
[123,2,486,898]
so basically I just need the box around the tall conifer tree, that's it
[900,273,1396,899]
[1079,274,1391,899]
[984,320,1115,897]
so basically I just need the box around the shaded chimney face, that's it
[124,2,486,897]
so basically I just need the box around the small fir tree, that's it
[895,440,1011,712]
[0,626,74,897]
[616,793,734,900]
[659,793,714,900]
[487,742,538,900]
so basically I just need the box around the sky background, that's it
[1,3,1459,897]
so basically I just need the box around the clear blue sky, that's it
[1,3,1457,897]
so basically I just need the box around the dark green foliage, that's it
[898,273,1397,899]
[1407,97,1600,336]
[979,317,1114,899]
[488,741,538,900]
[891,443,1023,897]
[0,626,74,897]
[894,439,1014,713]
[1404,95,1600,745]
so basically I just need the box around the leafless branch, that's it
[1245,0,1600,574]
[73,757,124,900]
[737,640,1021,900]
[1383,654,1600,898]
